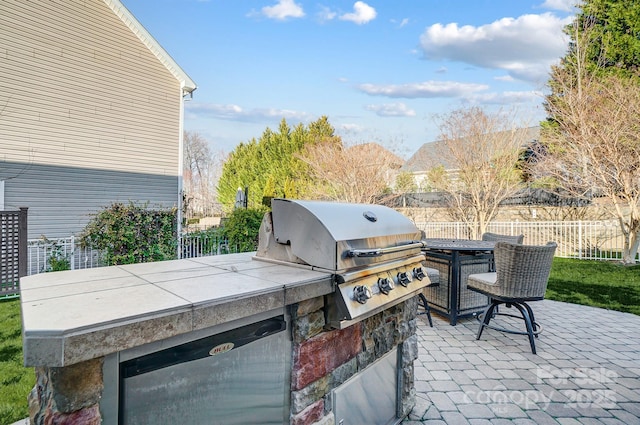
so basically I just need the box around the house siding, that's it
[0,0,185,238]
[2,161,178,239]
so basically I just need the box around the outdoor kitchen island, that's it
[21,199,437,425]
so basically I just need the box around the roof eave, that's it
[103,0,197,94]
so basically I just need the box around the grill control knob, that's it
[413,267,426,281]
[397,271,412,287]
[353,285,373,304]
[378,277,394,295]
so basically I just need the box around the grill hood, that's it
[255,199,423,272]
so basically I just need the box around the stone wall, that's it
[28,358,103,425]
[289,295,420,425]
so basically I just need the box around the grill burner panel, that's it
[326,254,431,329]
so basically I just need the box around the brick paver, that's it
[404,300,640,424]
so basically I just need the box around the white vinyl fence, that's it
[26,233,236,276]
[26,220,636,276]
[27,237,105,275]
[418,220,632,261]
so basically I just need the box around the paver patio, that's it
[404,299,640,425]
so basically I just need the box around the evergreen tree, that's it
[576,0,640,76]
[217,116,339,211]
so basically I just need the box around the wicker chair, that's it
[467,241,557,354]
[481,232,524,244]
[481,232,524,272]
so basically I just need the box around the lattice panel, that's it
[1,211,21,295]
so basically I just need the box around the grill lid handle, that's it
[346,241,425,258]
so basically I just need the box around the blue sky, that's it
[122,0,576,159]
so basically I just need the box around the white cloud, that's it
[339,123,364,133]
[357,80,489,98]
[340,1,377,25]
[464,90,543,105]
[261,0,304,21]
[186,102,311,122]
[419,13,572,84]
[494,75,515,82]
[391,18,410,28]
[365,103,416,117]
[316,5,337,23]
[540,0,578,12]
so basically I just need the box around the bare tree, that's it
[535,65,640,263]
[298,141,402,204]
[426,107,530,239]
[183,131,223,218]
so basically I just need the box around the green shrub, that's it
[48,249,71,272]
[220,208,266,252]
[40,236,71,272]
[80,202,177,265]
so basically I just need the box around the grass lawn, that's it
[0,257,639,422]
[547,257,640,315]
[0,298,34,425]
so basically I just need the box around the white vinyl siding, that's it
[0,0,188,238]
[0,0,181,175]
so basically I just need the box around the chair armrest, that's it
[423,267,439,285]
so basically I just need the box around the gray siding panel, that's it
[1,162,178,239]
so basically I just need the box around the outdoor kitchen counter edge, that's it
[19,252,334,367]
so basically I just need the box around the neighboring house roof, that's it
[402,141,446,173]
[349,143,405,169]
[104,0,197,95]
[402,126,540,173]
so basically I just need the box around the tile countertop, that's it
[20,252,334,367]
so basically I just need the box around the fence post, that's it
[70,235,75,270]
[578,221,583,260]
[18,207,28,279]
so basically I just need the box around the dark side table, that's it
[421,239,495,325]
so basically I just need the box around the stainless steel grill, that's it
[255,198,436,328]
